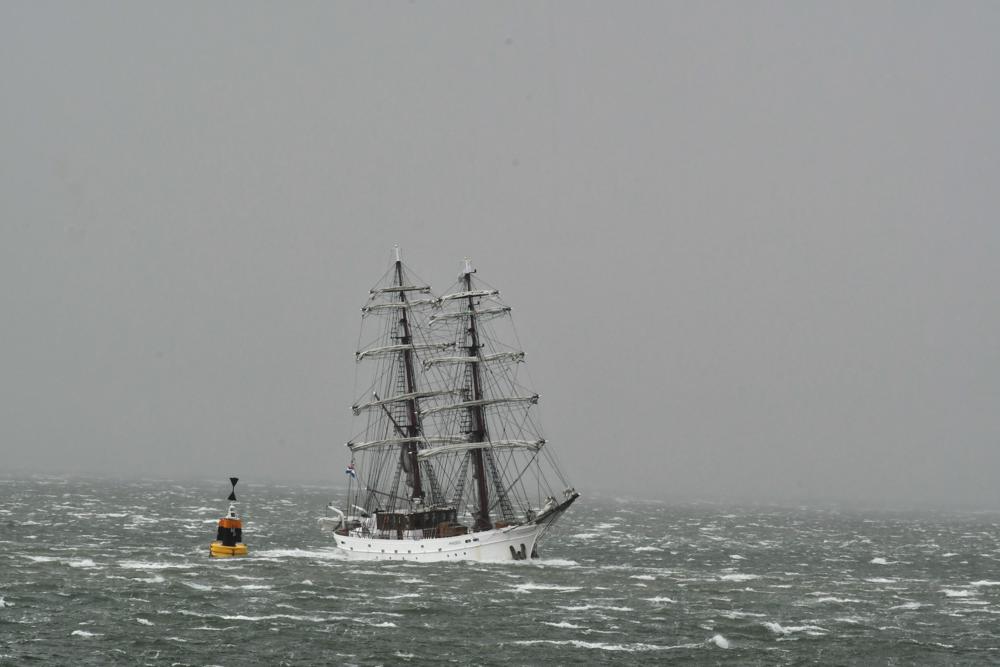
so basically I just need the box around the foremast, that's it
[394,249,424,502]
[462,259,493,531]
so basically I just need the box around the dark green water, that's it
[2,478,1000,665]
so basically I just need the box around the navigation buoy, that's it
[209,477,248,558]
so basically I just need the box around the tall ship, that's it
[328,248,578,562]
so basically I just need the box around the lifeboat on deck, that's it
[210,477,248,558]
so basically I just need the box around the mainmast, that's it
[463,258,492,531]
[394,246,424,502]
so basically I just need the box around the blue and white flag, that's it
[345,463,358,480]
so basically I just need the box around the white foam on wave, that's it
[864,577,897,584]
[889,601,923,610]
[719,573,759,582]
[68,558,99,569]
[0,596,11,608]
[645,596,675,604]
[814,596,863,604]
[254,548,346,560]
[764,622,828,636]
[221,613,327,622]
[183,582,213,591]
[135,574,166,584]
[542,621,583,629]
[869,557,896,565]
[555,603,634,612]
[240,584,272,590]
[369,621,397,628]
[729,554,745,560]
[710,634,730,649]
[630,574,655,581]
[511,639,700,652]
[378,593,420,600]
[634,546,663,552]
[136,618,153,626]
[532,558,580,568]
[971,580,1000,587]
[119,560,192,570]
[71,630,100,638]
[570,533,601,540]
[512,582,583,594]
[941,589,975,598]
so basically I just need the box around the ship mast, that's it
[463,258,492,531]
[395,247,424,502]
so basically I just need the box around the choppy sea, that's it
[2,478,1000,665]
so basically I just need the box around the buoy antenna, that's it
[228,477,238,502]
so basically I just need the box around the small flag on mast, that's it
[345,463,358,480]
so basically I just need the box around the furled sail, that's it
[437,289,500,302]
[419,394,539,417]
[416,439,546,460]
[422,351,525,368]
[347,435,468,452]
[362,299,437,314]
[352,389,458,415]
[356,342,453,362]
[369,285,431,295]
[427,306,511,325]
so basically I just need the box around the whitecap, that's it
[533,558,579,567]
[570,533,601,540]
[645,596,675,604]
[253,548,346,560]
[942,589,975,598]
[0,596,11,608]
[511,639,691,652]
[369,621,397,628]
[119,561,192,570]
[136,618,154,626]
[710,634,730,649]
[71,630,100,638]
[512,582,583,593]
[542,621,582,629]
[971,580,1000,587]
[719,573,759,582]
[889,602,923,610]
[869,557,896,565]
[68,558,98,569]
[634,546,664,552]
[729,554,745,560]
[630,575,655,581]
[864,577,896,584]
[764,622,828,636]
[183,582,213,591]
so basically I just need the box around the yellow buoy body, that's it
[210,540,248,558]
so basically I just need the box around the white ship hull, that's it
[332,522,544,562]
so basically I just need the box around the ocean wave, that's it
[869,557,897,565]
[119,560,193,570]
[764,621,828,636]
[941,589,975,598]
[512,582,583,593]
[510,639,701,652]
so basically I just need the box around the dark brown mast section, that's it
[464,264,492,531]
[395,258,424,501]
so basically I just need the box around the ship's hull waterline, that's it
[333,522,544,562]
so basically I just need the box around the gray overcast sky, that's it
[2,2,999,508]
